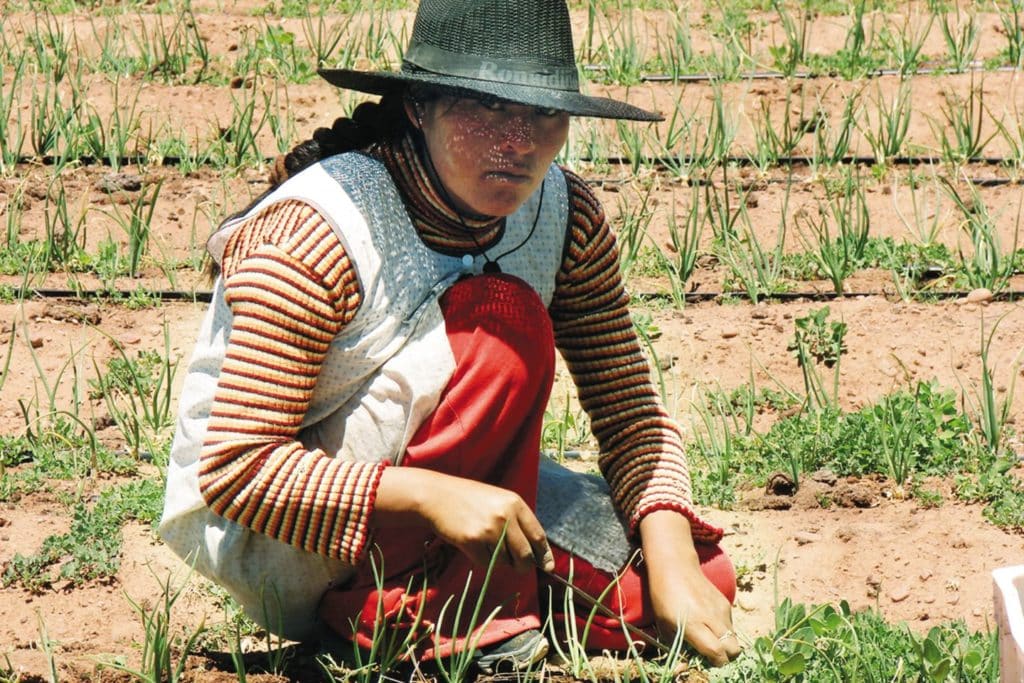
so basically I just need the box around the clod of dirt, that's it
[793,531,820,545]
[765,471,797,496]
[38,302,102,325]
[25,184,48,201]
[95,172,143,194]
[809,468,838,485]
[831,481,878,508]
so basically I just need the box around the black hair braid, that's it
[269,92,411,186]
[202,92,412,282]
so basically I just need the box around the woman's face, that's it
[408,95,570,217]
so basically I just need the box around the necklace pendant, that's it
[483,260,502,274]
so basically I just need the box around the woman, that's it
[160,0,740,672]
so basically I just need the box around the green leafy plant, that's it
[659,183,704,308]
[207,79,273,169]
[101,179,164,278]
[89,322,180,461]
[434,527,507,683]
[941,176,1018,293]
[3,478,163,591]
[41,176,89,271]
[0,55,27,174]
[749,85,815,171]
[301,3,354,67]
[767,0,810,76]
[101,568,207,683]
[877,8,933,76]
[997,0,1024,67]
[717,599,998,682]
[957,313,1021,457]
[591,3,645,85]
[807,88,858,173]
[77,75,143,170]
[937,4,979,72]
[704,173,753,245]
[716,176,790,304]
[794,169,870,295]
[929,76,995,165]
[893,166,946,248]
[542,391,591,463]
[858,81,913,168]
[787,306,847,412]
[318,549,428,683]
[689,384,747,508]
[615,182,656,280]
[821,0,881,79]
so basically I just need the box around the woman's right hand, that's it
[374,467,554,574]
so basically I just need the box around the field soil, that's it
[2,293,1022,681]
[2,2,1024,681]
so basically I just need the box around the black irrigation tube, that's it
[22,288,213,303]
[581,154,1016,168]
[586,174,1024,189]
[635,289,1024,304]
[13,287,1024,305]
[17,154,1024,183]
[582,62,1022,83]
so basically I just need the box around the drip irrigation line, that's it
[582,62,1020,83]
[585,174,1023,189]
[22,287,213,303]
[16,153,1024,184]
[632,289,1024,304]
[14,286,1024,306]
[16,154,271,168]
[14,152,1024,188]
[581,154,1014,169]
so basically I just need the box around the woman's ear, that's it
[403,98,424,129]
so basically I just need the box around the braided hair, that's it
[203,86,443,280]
[201,91,413,280]
[268,90,412,186]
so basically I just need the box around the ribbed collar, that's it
[368,132,505,255]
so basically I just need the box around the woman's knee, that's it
[697,542,737,604]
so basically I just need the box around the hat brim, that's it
[317,68,663,122]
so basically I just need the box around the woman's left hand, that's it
[639,510,741,667]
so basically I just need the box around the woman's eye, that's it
[536,107,560,117]
[478,97,504,111]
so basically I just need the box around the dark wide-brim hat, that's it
[318,0,662,122]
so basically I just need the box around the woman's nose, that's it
[498,115,538,155]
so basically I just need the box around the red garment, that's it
[317,274,734,658]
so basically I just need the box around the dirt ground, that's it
[1,292,1022,680]
[2,2,1024,681]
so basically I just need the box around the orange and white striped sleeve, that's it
[549,170,722,543]
[197,200,385,564]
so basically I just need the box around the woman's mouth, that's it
[484,170,531,183]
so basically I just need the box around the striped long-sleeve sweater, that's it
[197,132,722,567]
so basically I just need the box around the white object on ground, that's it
[993,565,1024,682]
